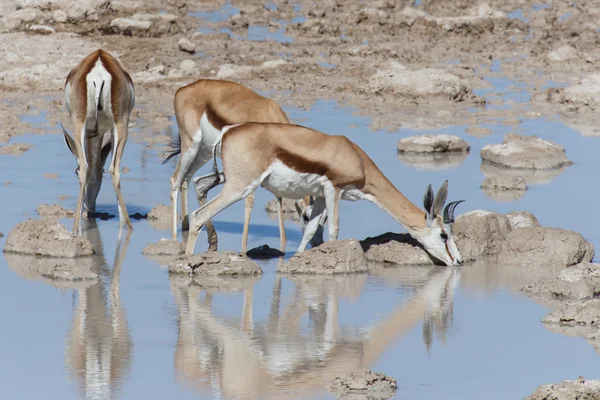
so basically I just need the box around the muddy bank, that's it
[526,377,600,400]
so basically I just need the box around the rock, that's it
[397,134,469,153]
[261,59,288,69]
[246,244,284,260]
[498,227,594,271]
[147,204,170,220]
[110,18,152,34]
[179,59,198,74]
[547,45,579,62]
[543,299,600,329]
[397,151,468,170]
[481,133,572,170]
[29,25,55,34]
[279,239,368,274]
[52,9,68,23]
[522,262,600,301]
[0,143,32,156]
[559,73,600,108]
[177,38,196,53]
[121,166,130,174]
[329,370,397,400]
[368,61,477,102]
[465,126,493,137]
[3,219,95,257]
[506,211,540,230]
[526,377,600,400]
[169,251,263,276]
[481,176,526,191]
[454,210,512,262]
[2,8,40,32]
[142,239,184,256]
[36,204,75,218]
[360,232,434,266]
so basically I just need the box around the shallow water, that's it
[2,79,600,399]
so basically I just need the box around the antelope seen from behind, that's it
[162,79,322,252]
[61,49,135,234]
[186,122,465,266]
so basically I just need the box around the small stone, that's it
[246,244,285,259]
[52,10,68,23]
[122,166,130,174]
[177,38,196,53]
[397,134,470,153]
[37,204,75,218]
[29,25,56,34]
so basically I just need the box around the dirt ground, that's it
[2,0,600,148]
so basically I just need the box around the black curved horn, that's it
[443,200,465,224]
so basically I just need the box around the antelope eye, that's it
[440,232,448,241]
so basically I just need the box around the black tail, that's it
[161,133,181,165]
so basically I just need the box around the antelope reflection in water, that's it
[171,263,460,399]
[65,221,133,400]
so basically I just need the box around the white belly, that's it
[261,161,328,199]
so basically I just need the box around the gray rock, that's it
[279,239,368,274]
[397,134,469,153]
[329,370,397,400]
[142,239,184,256]
[454,210,512,262]
[52,9,68,23]
[498,227,594,271]
[522,262,600,301]
[361,232,434,266]
[543,299,600,327]
[147,204,170,220]
[37,204,75,218]
[481,176,527,191]
[481,133,572,170]
[2,8,40,32]
[547,45,580,62]
[526,377,600,400]
[177,38,196,53]
[4,219,95,258]
[169,251,263,276]
[506,211,541,230]
[110,17,152,33]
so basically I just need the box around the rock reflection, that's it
[397,152,469,170]
[64,221,133,400]
[171,263,460,399]
[480,161,569,187]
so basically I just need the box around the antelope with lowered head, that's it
[185,122,465,266]
[61,49,135,234]
[162,78,322,253]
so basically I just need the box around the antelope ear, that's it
[432,180,449,218]
[423,184,434,221]
[61,123,76,156]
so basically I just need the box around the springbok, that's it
[186,122,465,266]
[61,49,135,234]
[163,79,324,253]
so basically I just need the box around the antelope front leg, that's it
[275,197,287,252]
[241,192,255,253]
[109,121,132,230]
[193,171,225,252]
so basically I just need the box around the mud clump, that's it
[546,73,600,110]
[4,219,95,257]
[360,232,434,266]
[246,244,284,260]
[522,262,600,301]
[481,133,572,170]
[279,240,368,275]
[329,370,397,400]
[498,227,594,271]
[37,204,75,218]
[0,143,32,156]
[506,211,541,230]
[147,204,170,220]
[526,377,600,400]
[142,239,184,256]
[454,210,512,262]
[169,251,263,277]
[397,134,470,153]
[368,61,480,103]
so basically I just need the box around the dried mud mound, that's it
[481,176,527,202]
[522,262,600,301]
[4,219,95,257]
[526,377,600,400]
[481,133,572,170]
[454,210,512,262]
[506,211,540,230]
[142,239,184,256]
[279,239,368,274]
[169,251,263,277]
[397,151,469,171]
[397,134,470,153]
[147,204,170,220]
[37,203,75,218]
[329,370,397,400]
[360,232,434,266]
[543,299,600,355]
[498,227,594,271]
